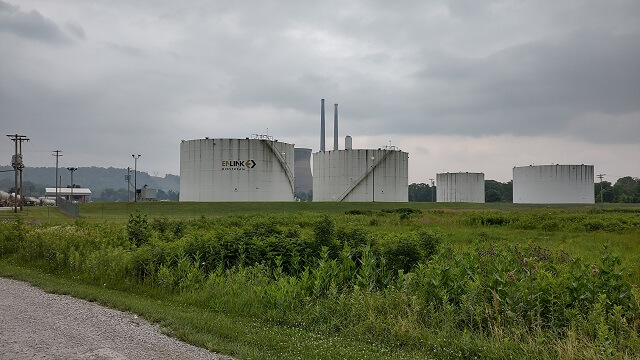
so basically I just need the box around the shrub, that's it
[381,234,422,274]
[127,212,151,247]
[416,229,441,260]
[313,215,336,255]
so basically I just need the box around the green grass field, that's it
[1,202,639,359]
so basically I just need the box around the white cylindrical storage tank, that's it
[179,138,295,201]
[436,172,485,203]
[513,164,594,204]
[312,149,408,202]
[345,136,352,150]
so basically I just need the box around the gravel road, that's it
[0,277,233,359]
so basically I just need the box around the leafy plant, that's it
[127,211,150,247]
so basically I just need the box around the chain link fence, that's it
[57,197,79,218]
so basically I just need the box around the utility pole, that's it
[596,173,606,203]
[429,178,435,202]
[127,167,131,202]
[67,167,77,203]
[132,154,141,202]
[52,150,62,206]
[7,134,29,212]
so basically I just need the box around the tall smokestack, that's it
[333,103,338,151]
[320,99,325,152]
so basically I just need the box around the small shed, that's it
[45,188,92,203]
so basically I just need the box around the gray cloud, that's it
[1,0,639,178]
[0,1,70,44]
[65,23,85,39]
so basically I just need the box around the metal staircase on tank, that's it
[263,139,295,195]
[336,150,393,202]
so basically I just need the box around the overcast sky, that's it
[2,0,639,183]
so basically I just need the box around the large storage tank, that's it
[294,148,313,197]
[436,172,485,203]
[513,164,594,204]
[180,137,295,201]
[313,148,408,202]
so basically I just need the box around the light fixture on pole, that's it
[132,154,141,202]
[67,167,77,202]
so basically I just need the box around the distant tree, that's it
[408,183,435,202]
[156,189,179,201]
[98,188,132,202]
[594,180,612,203]
[485,189,502,202]
[485,180,504,202]
[156,189,168,200]
[612,177,640,203]
[484,180,512,202]
[502,181,513,203]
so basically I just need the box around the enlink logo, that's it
[221,160,256,170]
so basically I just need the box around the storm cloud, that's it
[1,0,639,181]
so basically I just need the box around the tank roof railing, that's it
[251,134,274,141]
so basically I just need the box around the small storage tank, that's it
[513,164,594,204]
[436,172,485,203]
[313,148,408,202]
[180,136,295,202]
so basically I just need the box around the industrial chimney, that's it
[320,99,325,152]
[334,104,339,151]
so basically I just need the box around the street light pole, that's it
[67,167,77,202]
[132,154,141,202]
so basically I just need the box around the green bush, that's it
[127,212,151,247]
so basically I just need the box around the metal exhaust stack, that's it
[334,103,338,151]
[320,99,325,152]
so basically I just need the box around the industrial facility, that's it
[176,100,599,205]
[513,164,595,204]
[179,136,295,202]
[294,148,312,199]
[312,99,409,202]
[436,172,485,203]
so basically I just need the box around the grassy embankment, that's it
[1,202,639,359]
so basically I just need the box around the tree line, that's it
[594,176,640,203]
[409,176,640,203]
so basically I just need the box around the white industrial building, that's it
[436,172,485,203]
[312,99,408,202]
[179,136,295,202]
[44,188,92,202]
[513,164,594,204]
[313,147,409,202]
